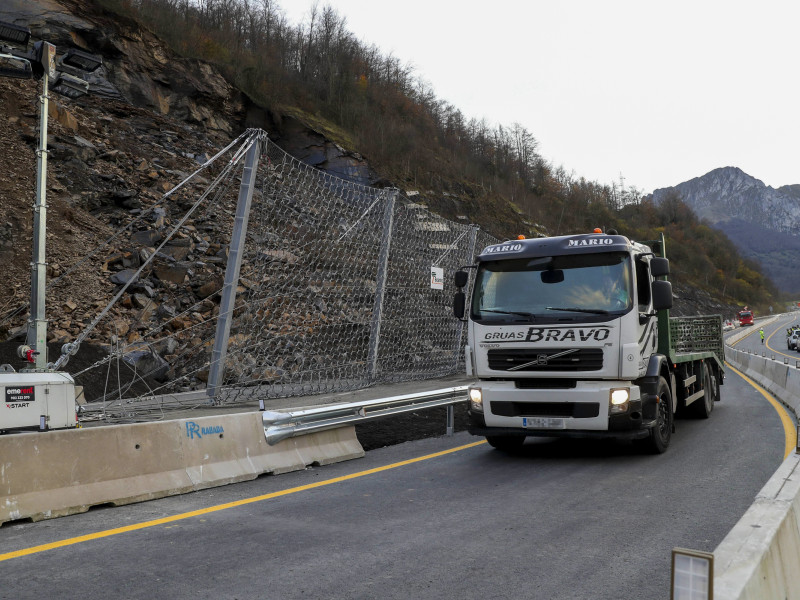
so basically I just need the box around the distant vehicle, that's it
[738,309,754,326]
[790,330,800,351]
[723,320,735,331]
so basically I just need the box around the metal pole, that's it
[446,405,454,436]
[366,189,397,382]
[453,224,479,371]
[207,135,262,402]
[26,69,50,370]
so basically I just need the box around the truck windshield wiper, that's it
[480,309,536,320]
[545,306,610,315]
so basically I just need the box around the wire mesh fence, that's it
[219,136,497,403]
[49,129,500,417]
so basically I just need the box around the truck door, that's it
[635,255,657,363]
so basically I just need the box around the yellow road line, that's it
[764,318,795,360]
[731,315,791,349]
[726,363,797,459]
[733,316,795,361]
[4,362,795,563]
[730,325,760,348]
[0,439,487,563]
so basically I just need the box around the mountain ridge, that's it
[652,166,800,294]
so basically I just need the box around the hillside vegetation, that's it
[94,0,781,314]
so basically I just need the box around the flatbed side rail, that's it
[669,315,724,365]
[262,386,470,445]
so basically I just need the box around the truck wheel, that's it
[643,376,672,454]
[690,365,715,419]
[486,435,525,452]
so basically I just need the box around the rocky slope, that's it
[0,0,743,400]
[0,0,379,382]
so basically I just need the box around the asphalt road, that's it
[737,312,800,362]
[0,363,791,600]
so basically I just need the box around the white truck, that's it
[453,230,724,453]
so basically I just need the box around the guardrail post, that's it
[366,189,397,383]
[207,135,262,403]
[446,405,454,436]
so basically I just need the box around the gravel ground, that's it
[355,404,470,451]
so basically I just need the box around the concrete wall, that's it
[0,411,364,525]
[715,319,800,599]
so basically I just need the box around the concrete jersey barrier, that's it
[713,454,800,600]
[714,315,800,599]
[0,411,363,524]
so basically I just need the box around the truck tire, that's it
[486,435,525,452]
[643,376,672,454]
[690,365,715,419]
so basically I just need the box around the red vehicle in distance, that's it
[737,307,754,326]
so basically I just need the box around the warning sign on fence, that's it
[430,266,444,290]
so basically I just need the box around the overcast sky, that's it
[282,0,799,194]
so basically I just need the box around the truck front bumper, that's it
[468,379,657,439]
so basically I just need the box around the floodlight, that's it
[0,52,32,79]
[61,48,102,73]
[32,40,56,79]
[51,72,89,98]
[0,20,30,47]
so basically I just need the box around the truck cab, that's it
[454,231,721,454]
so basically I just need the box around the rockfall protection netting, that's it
[218,136,498,402]
[59,130,498,418]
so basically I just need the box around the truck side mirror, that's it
[454,291,466,319]
[454,270,469,288]
[650,257,670,277]
[652,280,673,310]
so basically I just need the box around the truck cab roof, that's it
[477,233,652,262]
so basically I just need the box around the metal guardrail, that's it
[262,386,469,445]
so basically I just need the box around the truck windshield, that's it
[471,252,633,322]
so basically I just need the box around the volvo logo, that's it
[508,348,579,371]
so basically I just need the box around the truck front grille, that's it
[487,348,603,371]
[514,378,577,389]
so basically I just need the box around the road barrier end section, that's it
[0,412,364,525]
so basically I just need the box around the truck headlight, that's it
[468,387,483,412]
[609,388,630,414]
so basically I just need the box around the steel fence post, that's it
[27,63,52,370]
[453,224,479,371]
[207,134,262,402]
[366,189,397,383]
[446,404,454,436]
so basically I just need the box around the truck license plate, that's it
[523,417,565,429]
